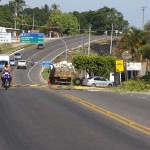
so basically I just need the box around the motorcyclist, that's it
[1,62,12,86]
[31,58,34,66]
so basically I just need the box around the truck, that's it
[49,61,75,84]
[0,54,10,72]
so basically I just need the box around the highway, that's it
[0,36,150,149]
[0,87,150,150]
[11,36,102,85]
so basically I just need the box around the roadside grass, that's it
[41,68,49,82]
[0,43,33,54]
[116,79,150,92]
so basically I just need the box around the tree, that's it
[140,44,150,74]
[50,3,59,12]
[72,7,128,35]
[46,10,79,35]
[72,54,116,77]
[9,0,26,14]
[118,27,149,61]
[9,0,26,29]
[0,5,13,27]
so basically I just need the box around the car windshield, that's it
[19,60,25,62]
[10,59,15,62]
[15,53,21,56]
[0,61,7,65]
[38,44,43,46]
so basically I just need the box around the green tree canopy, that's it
[46,10,79,35]
[73,54,116,77]
[140,44,150,60]
[73,6,128,34]
[118,27,149,61]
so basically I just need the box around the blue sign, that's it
[20,33,44,44]
[42,61,53,67]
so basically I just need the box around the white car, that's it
[9,59,16,66]
[82,76,113,87]
[14,53,22,60]
[17,60,27,69]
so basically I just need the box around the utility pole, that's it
[32,13,35,32]
[110,23,113,55]
[141,6,147,30]
[88,25,91,55]
[79,13,81,36]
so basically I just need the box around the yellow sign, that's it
[116,60,124,72]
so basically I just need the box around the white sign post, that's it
[0,33,11,43]
[127,62,141,70]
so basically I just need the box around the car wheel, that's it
[91,83,96,86]
[108,84,112,86]
[73,78,81,86]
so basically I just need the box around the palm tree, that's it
[50,3,59,12]
[118,27,149,61]
[9,0,26,28]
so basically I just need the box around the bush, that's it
[116,78,150,92]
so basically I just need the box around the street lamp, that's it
[59,38,68,61]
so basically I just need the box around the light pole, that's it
[59,38,68,61]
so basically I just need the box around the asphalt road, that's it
[11,36,102,84]
[0,87,149,150]
[0,36,150,149]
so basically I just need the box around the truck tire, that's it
[74,78,81,86]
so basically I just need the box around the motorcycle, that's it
[3,72,10,90]
[31,60,35,66]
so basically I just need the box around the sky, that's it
[1,0,150,29]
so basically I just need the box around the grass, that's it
[41,68,49,82]
[0,43,33,54]
[116,79,150,92]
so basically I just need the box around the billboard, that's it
[0,33,11,43]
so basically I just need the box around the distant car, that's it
[37,43,44,49]
[14,53,22,60]
[17,60,27,69]
[82,76,113,87]
[9,59,16,66]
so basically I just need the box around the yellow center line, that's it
[63,93,150,135]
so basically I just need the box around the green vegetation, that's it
[0,43,32,54]
[73,54,116,78]
[41,68,49,82]
[117,27,149,61]
[0,1,128,36]
[116,79,150,92]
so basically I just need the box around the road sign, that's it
[0,33,11,43]
[20,33,44,44]
[42,61,53,67]
[116,60,124,72]
[127,62,141,70]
